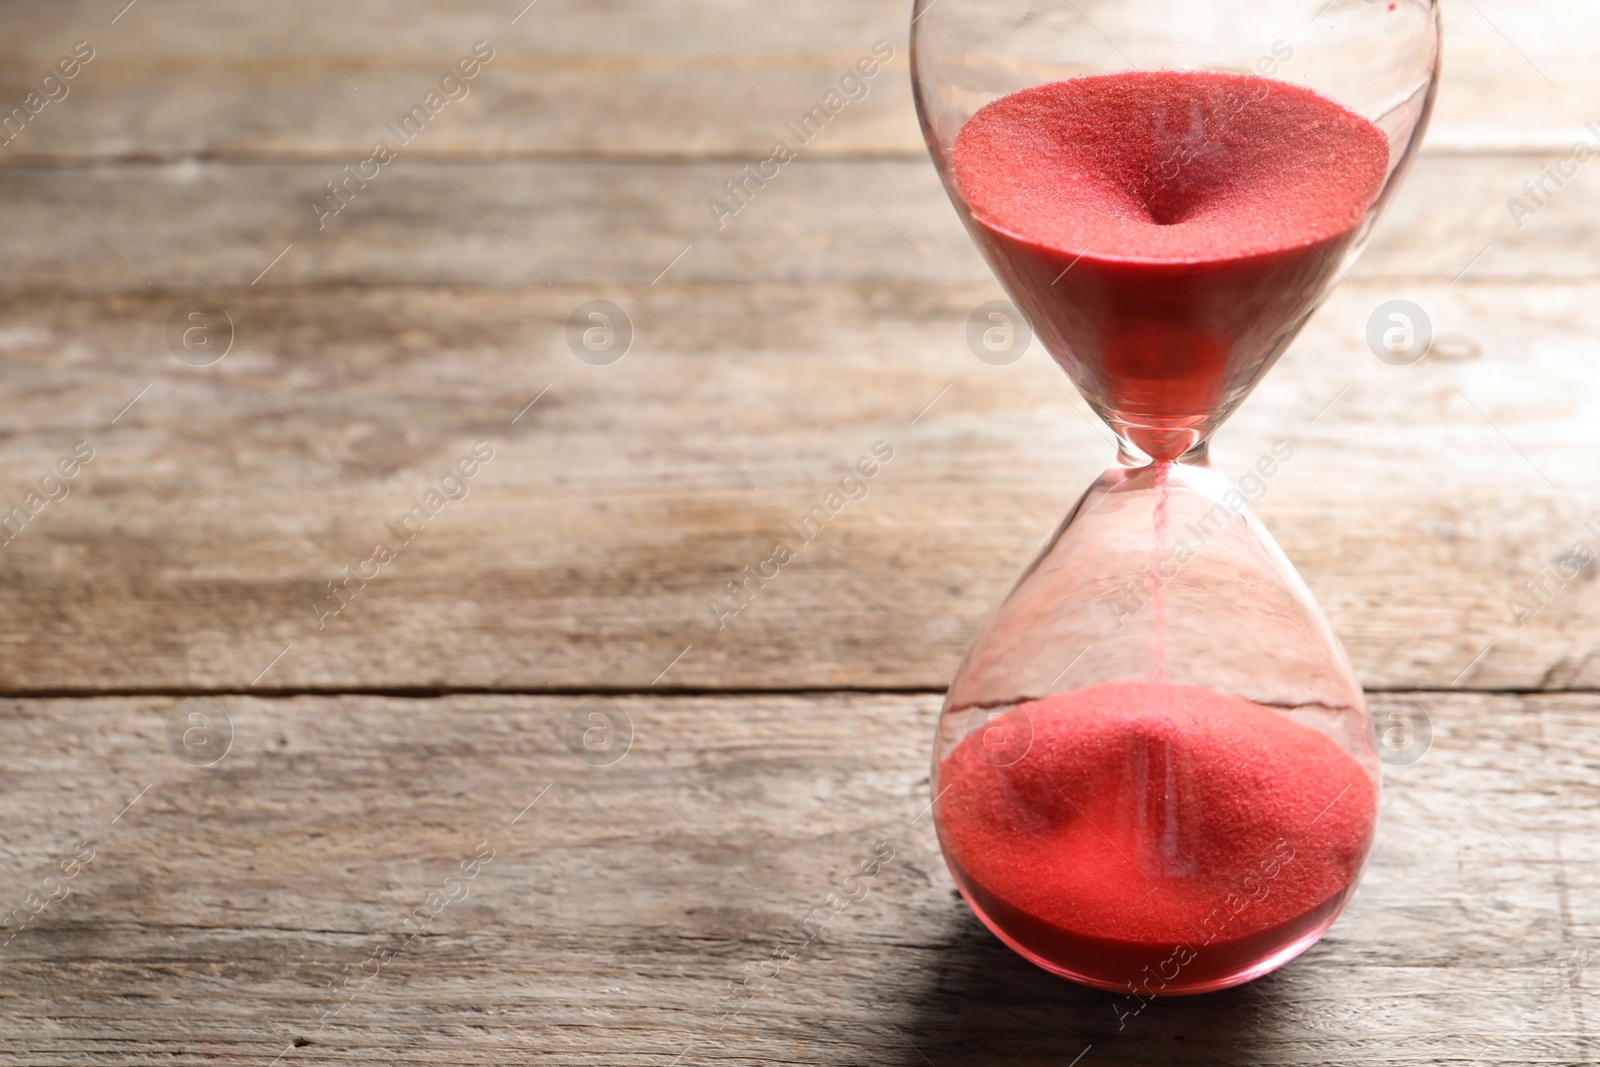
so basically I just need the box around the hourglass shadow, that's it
[898,903,1282,1067]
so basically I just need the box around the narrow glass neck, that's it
[1116,438,1212,471]
[1094,396,1228,467]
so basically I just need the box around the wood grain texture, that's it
[0,691,1592,1065]
[0,280,1595,694]
[0,0,1588,163]
[0,151,1588,294]
[0,0,919,164]
[0,0,1595,1062]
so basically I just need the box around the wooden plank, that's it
[0,280,1593,694]
[0,690,1591,1063]
[0,153,1589,293]
[0,0,919,163]
[0,0,1590,162]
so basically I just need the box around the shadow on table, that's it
[897,906,1284,1067]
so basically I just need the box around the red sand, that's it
[937,682,1376,993]
[952,71,1389,459]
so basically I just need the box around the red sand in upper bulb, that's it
[936,682,1376,993]
[952,71,1389,458]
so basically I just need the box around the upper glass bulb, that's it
[913,0,1440,460]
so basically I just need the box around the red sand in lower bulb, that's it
[936,682,1376,994]
[952,71,1389,459]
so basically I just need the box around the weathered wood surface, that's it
[0,691,1591,1064]
[0,279,1595,694]
[0,0,1589,161]
[1,0,1597,1062]
[0,154,1589,291]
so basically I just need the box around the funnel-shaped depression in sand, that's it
[952,71,1389,458]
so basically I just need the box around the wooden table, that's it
[0,1,1596,1063]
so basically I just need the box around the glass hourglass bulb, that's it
[913,0,1440,994]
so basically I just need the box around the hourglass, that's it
[915,0,1440,994]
